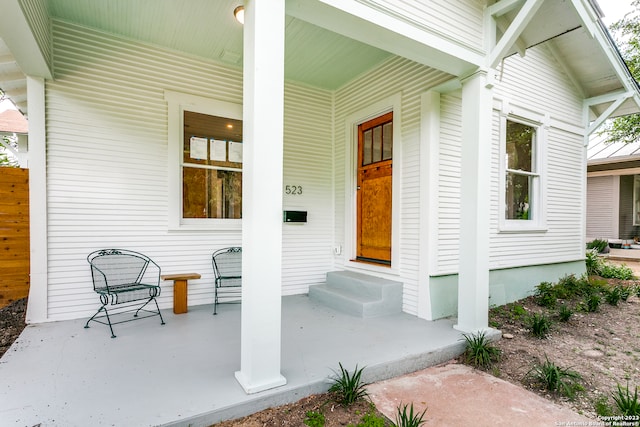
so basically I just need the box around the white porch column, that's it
[235,0,287,394]
[25,76,48,324]
[455,70,493,333]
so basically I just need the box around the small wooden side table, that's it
[161,273,201,314]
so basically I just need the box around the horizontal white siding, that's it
[358,0,484,51]
[436,92,462,274]
[488,45,585,269]
[334,56,451,314]
[46,20,333,320]
[586,176,618,240]
[495,46,583,126]
[489,127,585,267]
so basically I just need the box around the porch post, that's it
[25,76,48,323]
[235,0,287,394]
[455,70,493,333]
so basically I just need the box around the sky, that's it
[0,0,637,114]
[600,0,635,24]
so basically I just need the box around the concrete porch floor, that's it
[0,295,473,427]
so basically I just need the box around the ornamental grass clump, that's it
[461,331,501,369]
[586,239,609,253]
[557,304,573,322]
[329,363,369,405]
[585,249,603,276]
[395,403,427,427]
[612,383,640,416]
[526,356,583,399]
[527,313,552,338]
[605,286,623,306]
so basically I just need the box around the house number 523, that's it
[285,185,303,195]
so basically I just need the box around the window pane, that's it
[506,121,534,172]
[363,129,372,165]
[382,122,392,160]
[183,111,243,168]
[183,168,242,219]
[505,172,532,220]
[372,125,382,163]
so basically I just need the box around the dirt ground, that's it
[0,298,27,358]
[1,262,639,425]
[488,280,640,419]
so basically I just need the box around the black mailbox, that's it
[283,210,307,223]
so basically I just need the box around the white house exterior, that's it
[1,0,639,393]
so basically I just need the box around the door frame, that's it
[343,94,402,274]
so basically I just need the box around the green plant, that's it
[587,239,609,253]
[534,281,557,308]
[612,383,640,416]
[347,402,388,427]
[619,285,632,302]
[461,331,501,369]
[594,395,614,417]
[605,286,623,306]
[329,363,369,405]
[636,285,640,298]
[348,412,388,427]
[558,304,573,322]
[512,304,526,318]
[527,313,552,338]
[586,239,609,253]
[582,293,601,313]
[526,356,583,398]
[599,263,635,280]
[585,249,603,276]
[556,274,592,298]
[395,403,427,427]
[304,410,326,427]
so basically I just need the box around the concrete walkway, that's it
[369,363,593,427]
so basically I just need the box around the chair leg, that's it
[213,286,218,315]
[152,298,165,325]
[135,297,165,325]
[85,302,116,338]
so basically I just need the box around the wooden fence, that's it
[0,167,29,308]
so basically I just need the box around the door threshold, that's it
[353,257,391,267]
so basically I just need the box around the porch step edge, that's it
[308,270,403,318]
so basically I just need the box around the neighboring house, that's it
[587,136,640,241]
[1,0,639,393]
[0,107,28,167]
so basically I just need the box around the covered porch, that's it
[0,295,471,426]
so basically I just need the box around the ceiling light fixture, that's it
[234,6,244,24]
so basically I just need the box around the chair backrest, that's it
[212,247,242,288]
[88,249,159,291]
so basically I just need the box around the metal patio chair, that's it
[212,247,242,314]
[85,249,165,338]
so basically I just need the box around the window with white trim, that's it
[164,91,243,230]
[501,115,545,231]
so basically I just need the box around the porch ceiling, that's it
[47,0,393,91]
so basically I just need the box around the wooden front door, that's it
[356,112,393,265]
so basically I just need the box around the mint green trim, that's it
[428,260,586,319]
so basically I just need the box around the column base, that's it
[454,324,499,336]
[235,370,287,394]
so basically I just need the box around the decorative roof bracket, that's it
[486,0,544,68]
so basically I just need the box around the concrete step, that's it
[308,270,403,317]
